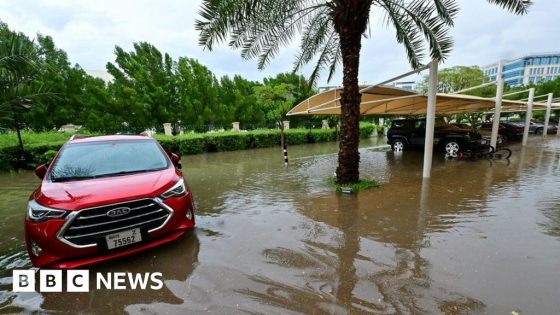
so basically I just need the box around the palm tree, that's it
[0,30,44,163]
[196,0,531,184]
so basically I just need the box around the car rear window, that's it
[49,140,169,182]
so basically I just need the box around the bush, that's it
[38,150,58,165]
[359,122,376,138]
[0,124,376,171]
[0,141,66,171]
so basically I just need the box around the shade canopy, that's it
[287,85,553,116]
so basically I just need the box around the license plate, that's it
[105,228,142,249]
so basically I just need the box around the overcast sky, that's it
[1,0,558,86]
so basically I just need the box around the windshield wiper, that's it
[51,169,162,182]
[92,168,162,179]
[51,176,97,182]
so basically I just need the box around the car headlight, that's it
[27,200,67,222]
[160,178,186,199]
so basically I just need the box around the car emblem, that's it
[107,207,131,217]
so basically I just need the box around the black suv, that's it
[387,118,486,156]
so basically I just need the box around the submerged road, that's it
[0,136,559,314]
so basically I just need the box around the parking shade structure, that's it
[286,85,550,117]
[287,80,552,178]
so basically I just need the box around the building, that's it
[482,52,560,87]
[392,81,417,91]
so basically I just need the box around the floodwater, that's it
[0,136,559,314]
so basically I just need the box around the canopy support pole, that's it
[360,64,430,93]
[451,81,496,94]
[423,60,438,178]
[490,62,504,149]
[522,88,535,146]
[543,93,553,138]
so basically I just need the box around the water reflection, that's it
[0,137,559,313]
[0,231,199,313]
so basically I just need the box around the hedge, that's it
[0,123,377,171]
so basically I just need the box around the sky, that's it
[1,0,558,86]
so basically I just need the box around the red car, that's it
[25,135,195,268]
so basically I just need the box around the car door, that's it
[410,120,426,147]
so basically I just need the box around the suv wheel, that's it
[444,140,461,157]
[392,139,406,152]
[535,128,543,135]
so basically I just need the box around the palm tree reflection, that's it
[241,181,487,313]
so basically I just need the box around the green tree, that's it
[107,42,177,133]
[417,66,491,94]
[418,65,495,130]
[196,0,530,184]
[0,23,45,160]
[218,75,264,128]
[255,82,296,150]
[175,57,221,131]
[22,34,110,131]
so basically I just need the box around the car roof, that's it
[68,135,153,144]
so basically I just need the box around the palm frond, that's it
[291,6,340,85]
[379,0,426,69]
[485,0,532,15]
[196,0,328,70]
[379,0,460,68]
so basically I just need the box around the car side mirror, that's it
[35,164,47,179]
[171,153,182,169]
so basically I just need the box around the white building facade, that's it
[482,52,560,87]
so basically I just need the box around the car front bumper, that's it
[25,194,195,269]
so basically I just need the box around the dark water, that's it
[0,136,559,314]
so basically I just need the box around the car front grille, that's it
[60,198,171,247]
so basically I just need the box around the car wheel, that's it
[444,140,461,157]
[392,139,406,152]
[535,128,543,135]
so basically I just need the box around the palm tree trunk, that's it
[333,4,371,184]
[11,103,26,163]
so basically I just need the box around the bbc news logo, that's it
[13,270,163,292]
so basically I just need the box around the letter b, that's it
[13,270,36,292]
[40,270,62,292]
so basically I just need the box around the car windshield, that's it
[49,140,169,182]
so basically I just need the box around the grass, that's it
[327,177,380,193]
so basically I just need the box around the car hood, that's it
[33,168,181,211]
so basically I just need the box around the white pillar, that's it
[522,88,535,146]
[283,121,290,130]
[163,123,173,136]
[490,62,504,149]
[423,60,438,178]
[232,122,240,131]
[543,93,553,138]
[557,109,560,136]
[322,120,329,129]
